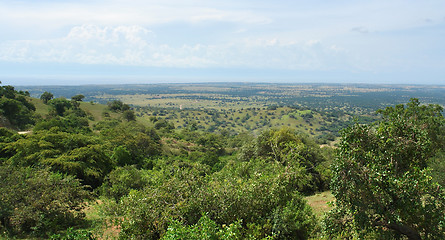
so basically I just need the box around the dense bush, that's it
[237,127,331,193]
[106,158,316,240]
[0,85,36,129]
[271,197,316,240]
[161,215,243,240]
[99,165,150,201]
[50,227,96,240]
[4,129,113,188]
[0,166,91,237]
[325,99,445,239]
[34,115,92,134]
[100,122,162,166]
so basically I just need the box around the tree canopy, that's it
[40,91,54,104]
[0,85,36,130]
[326,98,445,239]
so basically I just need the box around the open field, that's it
[19,82,445,143]
[20,83,445,114]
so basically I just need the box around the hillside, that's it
[21,92,355,145]
[1,84,444,240]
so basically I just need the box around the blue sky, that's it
[1,0,444,85]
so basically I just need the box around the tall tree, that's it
[48,98,72,116]
[40,91,53,104]
[0,85,36,129]
[325,99,445,239]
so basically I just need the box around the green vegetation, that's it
[325,99,445,239]
[0,166,91,237]
[1,82,445,239]
[0,85,36,130]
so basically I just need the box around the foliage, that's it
[99,165,149,201]
[49,98,73,116]
[0,85,36,129]
[50,227,96,240]
[430,150,445,187]
[0,166,91,237]
[161,214,243,240]
[107,157,316,240]
[154,118,175,131]
[271,197,316,240]
[112,161,209,240]
[122,109,136,121]
[100,122,161,166]
[5,129,113,188]
[238,127,331,193]
[71,94,85,102]
[0,128,21,160]
[326,99,445,239]
[34,114,91,134]
[107,100,130,112]
[92,118,121,131]
[40,91,54,104]
[377,98,445,152]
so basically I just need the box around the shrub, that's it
[0,166,91,237]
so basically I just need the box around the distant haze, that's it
[1,1,445,85]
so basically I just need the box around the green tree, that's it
[162,215,243,240]
[5,129,113,188]
[110,158,315,240]
[100,122,161,166]
[238,127,331,192]
[326,99,445,239]
[49,98,72,116]
[0,86,36,129]
[99,165,149,201]
[107,100,130,112]
[122,110,136,122]
[154,119,175,132]
[71,94,85,102]
[40,91,54,104]
[0,166,91,237]
[34,114,91,134]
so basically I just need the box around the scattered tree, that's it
[71,94,85,102]
[40,91,54,104]
[122,110,136,121]
[48,98,72,116]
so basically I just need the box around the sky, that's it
[0,0,444,85]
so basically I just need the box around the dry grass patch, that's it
[305,191,334,218]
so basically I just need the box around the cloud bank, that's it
[0,24,350,70]
[0,0,444,84]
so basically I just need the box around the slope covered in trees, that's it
[1,83,444,239]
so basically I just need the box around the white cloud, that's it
[0,0,270,37]
[0,0,444,80]
[0,24,351,70]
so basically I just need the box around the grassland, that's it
[305,191,335,218]
[134,106,348,144]
[21,83,445,114]
[21,82,445,144]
